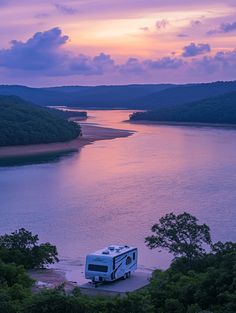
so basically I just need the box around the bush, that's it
[148,250,236,313]
[0,228,58,269]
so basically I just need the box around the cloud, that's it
[156,19,169,30]
[119,56,184,75]
[0,27,69,70]
[140,27,149,32]
[0,27,185,76]
[177,34,188,38]
[194,49,236,73]
[119,58,145,74]
[207,21,236,35]
[144,57,184,70]
[0,27,117,76]
[54,3,79,15]
[68,54,97,75]
[69,53,116,75]
[92,53,115,71]
[190,20,202,27]
[182,42,211,57]
[35,13,50,19]
[1,27,236,84]
[221,22,236,32]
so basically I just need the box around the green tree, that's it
[148,248,236,313]
[0,262,33,313]
[145,212,212,262]
[0,228,58,269]
[0,95,81,147]
[211,241,236,255]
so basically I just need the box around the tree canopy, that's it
[130,90,236,124]
[0,95,81,147]
[149,245,236,313]
[0,228,58,269]
[1,81,236,109]
[145,212,212,261]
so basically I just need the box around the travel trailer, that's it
[85,245,138,283]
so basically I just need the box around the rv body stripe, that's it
[113,262,123,275]
[112,248,137,271]
[113,248,137,261]
[114,254,127,265]
[112,254,137,277]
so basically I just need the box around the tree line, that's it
[0,95,81,147]
[130,90,236,125]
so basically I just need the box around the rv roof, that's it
[89,245,136,257]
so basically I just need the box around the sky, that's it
[0,0,236,86]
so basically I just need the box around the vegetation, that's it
[130,91,236,124]
[133,81,236,109]
[56,110,87,119]
[1,81,236,109]
[145,212,212,263]
[0,84,173,108]
[0,95,81,147]
[0,262,33,313]
[145,212,236,312]
[0,228,58,269]
[148,246,236,313]
[1,215,236,313]
[0,228,58,313]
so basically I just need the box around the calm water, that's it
[1,110,236,280]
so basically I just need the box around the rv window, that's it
[133,252,135,260]
[88,264,108,272]
[126,256,132,265]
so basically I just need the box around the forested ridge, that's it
[1,81,236,109]
[0,95,81,147]
[130,90,236,124]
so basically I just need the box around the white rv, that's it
[85,245,138,283]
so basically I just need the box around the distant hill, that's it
[1,81,236,109]
[130,91,236,125]
[0,84,173,108]
[0,85,64,106]
[45,84,174,108]
[135,81,236,109]
[0,95,81,146]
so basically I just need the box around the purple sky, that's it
[0,0,236,86]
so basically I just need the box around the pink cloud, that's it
[0,27,236,85]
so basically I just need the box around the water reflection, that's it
[0,151,75,167]
[1,110,236,280]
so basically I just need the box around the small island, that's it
[130,91,236,126]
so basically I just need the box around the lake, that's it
[1,110,236,281]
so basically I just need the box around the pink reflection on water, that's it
[1,110,236,281]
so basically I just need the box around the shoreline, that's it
[28,266,153,296]
[29,268,77,293]
[128,120,236,129]
[0,124,133,160]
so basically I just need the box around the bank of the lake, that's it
[0,95,84,147]
[29,268,77,293]
[0,124,132,160]
[2,110,236,281]
[128,120,236,129]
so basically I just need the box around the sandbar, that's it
[0,124,132,160]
